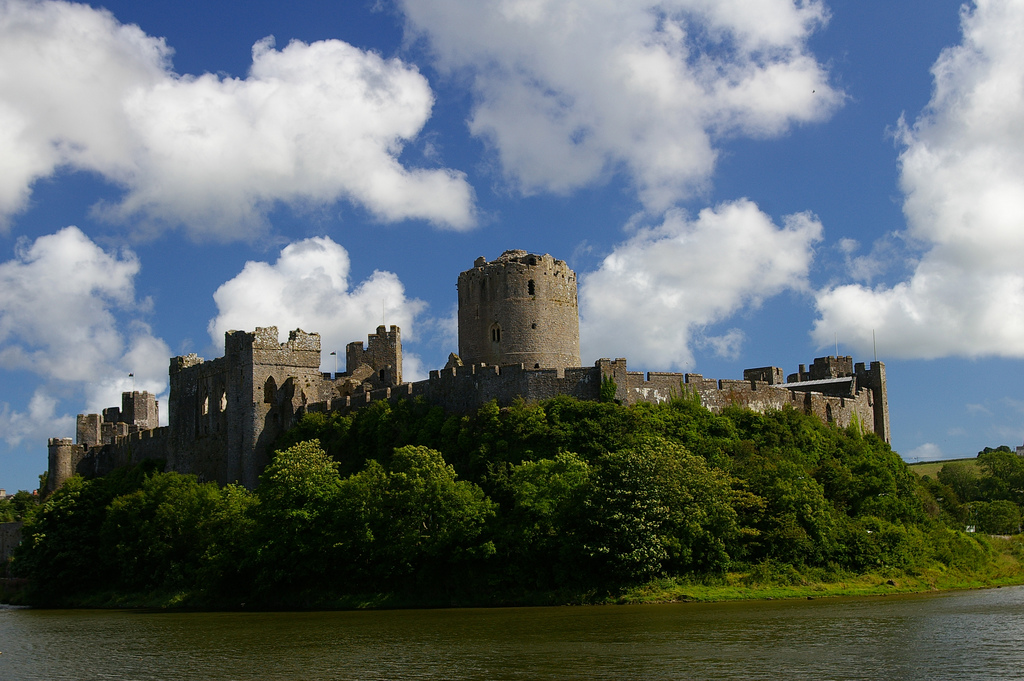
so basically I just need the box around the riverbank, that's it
[619,569,1024,605]
[10,542,1024,611]
[616,535,1024,604]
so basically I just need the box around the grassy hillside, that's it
[909,458,980,478]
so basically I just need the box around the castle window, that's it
[491,324,501,343]
[826,404,834,423]
[219,391,227,413]
[201,395,209,416]
[264,377,277,404]
[531,323,537,329]
[528,279,535,296]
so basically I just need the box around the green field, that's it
[908,457,980,478]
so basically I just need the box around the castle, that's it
[46,250,889,492]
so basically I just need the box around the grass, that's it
[616,570,1024,605]
[908,457,980,478]
[617,536,1024,605]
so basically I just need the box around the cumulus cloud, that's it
[0,226,170,440]
[400,0,841,210]
[0,0,475,237]
[695,328,746,360]
[0,226,169,388]
[208,236,429,378]
[579,199,822,368]
[905,442,945,461]
[0,389,74,448]
[813,0,1024,359]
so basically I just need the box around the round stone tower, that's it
[457,250,580,371]
[46,437,76,494]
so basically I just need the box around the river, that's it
[2,586,1023,680]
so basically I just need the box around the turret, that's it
[457,250,580,372]
[46,437,80,494]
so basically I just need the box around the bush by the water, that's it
[11,396,1009,606]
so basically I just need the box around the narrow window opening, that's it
[826,404,834,423]
[264,377,277,404]
[528,279,535,296]
[219,391,227,413]
[534,363,540,368]
[201,395,209,416]
[491,325,501,343]
[531,323,537,329]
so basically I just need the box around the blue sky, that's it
[2,0,1023,492]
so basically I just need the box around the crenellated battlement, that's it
[346,325,402,387]
[458,250,580,372]
[45,250,890,494]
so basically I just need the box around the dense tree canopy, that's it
[10,395,1014,607]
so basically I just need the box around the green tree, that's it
[971,500,1022,534]
[581,438,737,584]
[499,452,592,589]
[250,440,343,596]
[737,453,837,565]
[0,490,39,522]
[977,450,1024,505]
[336,445,496,592]
[937,461,980,503]
[102,473,255,596]
[12,461,162,603]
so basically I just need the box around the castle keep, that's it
[47,250,890,491]
[458,251,580,371]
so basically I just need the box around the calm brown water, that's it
[3,587,1024,680]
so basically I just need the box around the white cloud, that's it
[400,0,841,211]
[813,0,1024,359]
[579,199,822,368]
[0,226,170,442]
[695,328,746,360]
[0,389,74,448]
[905,442,945,461]
[208,236,428,376]
[0,227,169,387]
[0,0,475,237]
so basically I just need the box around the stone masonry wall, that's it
[0,521,22,567]
[169,354,233,484]
[51,316,889,494]
[236,327,324,489]
[458,250,580,371]
[346,325,403,386]
[311,355,885,444]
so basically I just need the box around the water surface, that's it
[3,587,1023,680]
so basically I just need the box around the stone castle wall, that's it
[46,251,891,493]
[458,250,580,371]
[347,325,402,387]
[0,521,22,568]
[168,327,326,488]
[308,355,886,447]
